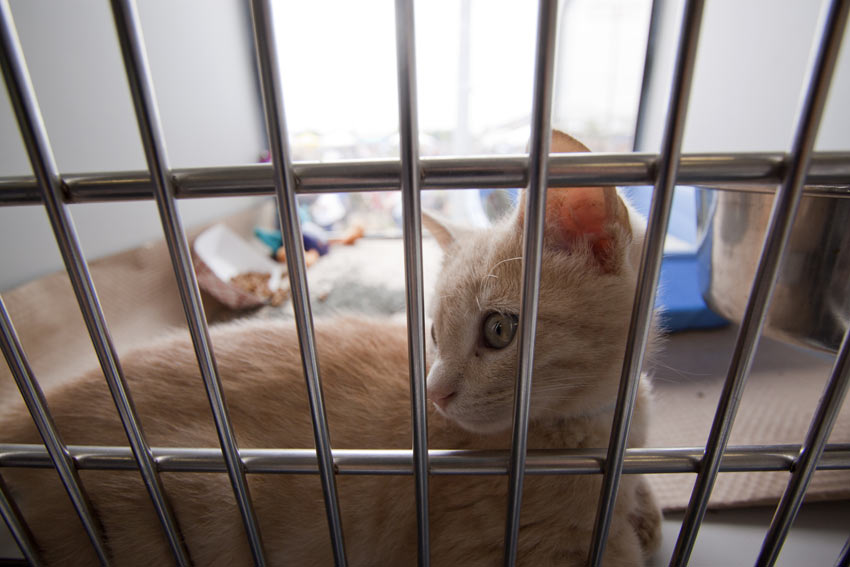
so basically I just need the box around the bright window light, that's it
[270,0,651,232]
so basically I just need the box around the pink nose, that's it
[428,385,456,409]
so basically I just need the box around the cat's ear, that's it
[550,129,592,153]
[422,210,458,252]
[519,130,632,272]
[540,185,632,269]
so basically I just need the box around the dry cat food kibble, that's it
[274,247,320,267]
[229,271,288,306]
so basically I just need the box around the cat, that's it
[0,130,661,566]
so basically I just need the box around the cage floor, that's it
[649,501,850,566]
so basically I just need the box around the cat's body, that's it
[1,318,657,566]
[0,131,662,565]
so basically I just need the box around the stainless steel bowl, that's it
[696,186,850,352]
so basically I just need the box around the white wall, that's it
[637,0,850,153]
[0,0,267,291]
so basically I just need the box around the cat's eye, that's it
[430,323,437,344]
[482,312,518,349]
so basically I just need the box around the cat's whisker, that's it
[530,378,597,389]
[647,358,713,380]
[480,271,499,288]
[534,394,582,402]
[531,383,585,392]
[479,256,522,296]
[531,388,582,397]
[480,274,498,292]
[532,390,585,398]
[486,256,522,279]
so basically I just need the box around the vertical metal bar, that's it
[757,327,850,565]
[587,1,704,565]
[108,1,264,564]
[503,1,559,565]
[394,0,431,565]
[0,3,187,565]
[247,1,347,565]
[671,1,849,563]
[0,296,109,563]
[632,0,665,152]
[0,473,42,566]
[454,0,472,155]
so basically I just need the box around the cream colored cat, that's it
[0,131,661,566]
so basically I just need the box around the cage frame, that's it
[0,0,849,565]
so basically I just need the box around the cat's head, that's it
[424,130,643,434]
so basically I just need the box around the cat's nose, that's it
[428,385,457,409]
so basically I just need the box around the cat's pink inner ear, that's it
[517,130,632,269]
[546,185,631,269]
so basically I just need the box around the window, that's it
[270,0,652,232]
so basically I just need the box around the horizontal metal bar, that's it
[1,444,849,475]
[1,153,849,205]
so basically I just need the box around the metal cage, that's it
[1,0,849,565]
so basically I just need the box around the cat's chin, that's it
[435,405,512,435]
